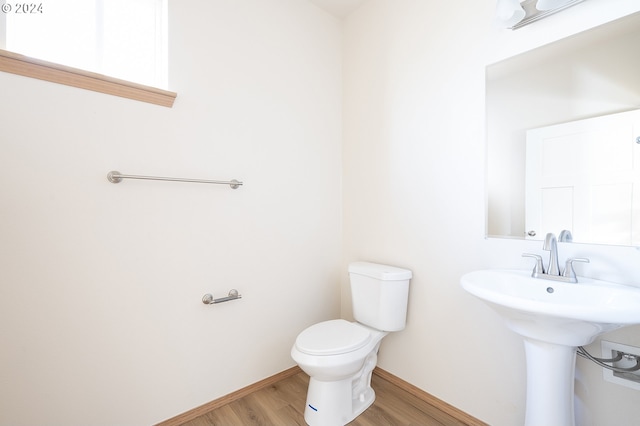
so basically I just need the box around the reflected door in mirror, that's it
[525,109,640,245]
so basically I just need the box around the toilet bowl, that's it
[291,319,387,426]
[291,262,412,426]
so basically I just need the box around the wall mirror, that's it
[486,11,640,246]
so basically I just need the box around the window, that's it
[3,0,167,88]
[0,0,175,106]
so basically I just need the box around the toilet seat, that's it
[295,319,372,356]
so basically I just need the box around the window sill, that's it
[0,49,176,108]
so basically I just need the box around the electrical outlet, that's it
[601,341,640,390]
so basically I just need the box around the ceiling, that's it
[307,0,369,18]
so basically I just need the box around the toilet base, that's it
[303,350,379,426]
[303,377,375,426]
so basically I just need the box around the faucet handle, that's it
[522,253,545,276]
[562,258,590,280]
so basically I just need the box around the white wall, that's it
[342,1,640,425]
[0,1,342,424]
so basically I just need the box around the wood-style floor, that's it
[181,371,471,426]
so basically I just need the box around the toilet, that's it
[291,261,412,426]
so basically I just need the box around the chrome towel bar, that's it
[107,171,243,189]
[202,289,242,305]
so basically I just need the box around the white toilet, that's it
[291,261,412,426]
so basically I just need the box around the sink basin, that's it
[461,269,640,346]
[461,269,640,426]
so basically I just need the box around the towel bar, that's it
[107,171,243,189]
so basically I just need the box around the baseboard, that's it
[154,366,302,426]
[373,367,489,426]
[156,365,487,426]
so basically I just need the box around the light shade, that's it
[536,0,571,10]
[495,0,526,28]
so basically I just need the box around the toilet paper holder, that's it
[202,289,242,305]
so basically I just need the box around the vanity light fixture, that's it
[495,0,586,30]
[495,0,526,28]
[536,0,573,10]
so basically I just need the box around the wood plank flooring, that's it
[181,371,472,426]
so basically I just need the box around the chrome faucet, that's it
[558,229,573,242]
[523,232,589,283]
[543,233,560,276]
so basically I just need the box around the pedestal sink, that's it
[461,269,640,426]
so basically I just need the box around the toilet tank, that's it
[349,261,412,332]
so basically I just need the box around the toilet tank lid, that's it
[348,262,412,280]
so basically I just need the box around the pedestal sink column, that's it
[523,339,577,426]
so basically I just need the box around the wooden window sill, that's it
[0,49,176,108]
